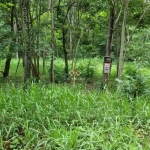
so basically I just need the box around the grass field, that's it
[0,84,150,149]
[0,58,150,149]
[0,57,118,88]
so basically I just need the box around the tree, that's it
[101,0,115,85]
[3,0,15,77]
[50,0,55,82]
[117,0,129,79]
[22,0,31,84]
[56,0,76,80]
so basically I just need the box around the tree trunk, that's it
[102,0,115,84]
[22,0,31,83]
[43,51,46,74]
[3,56,12,77]
[117,0,129,79]
[62,28,69,80]
[43,26,48,74]
[50,0,55,83]
[3,0,15,77]
[68,9,74,59]
[30,0,41,82]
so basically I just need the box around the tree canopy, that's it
[0,0,150,84]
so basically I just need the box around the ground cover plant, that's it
[0,83,150,150]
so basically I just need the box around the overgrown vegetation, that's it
[1,1,150,148]
[116,63,150,99]
[1,59,150,149]
[0,83,150,149]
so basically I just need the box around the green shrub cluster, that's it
[117,64,150,99]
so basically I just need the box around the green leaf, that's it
[99,11,107,17]
[0,2,13,10]
[6,3,14,7]
[0,3,8,9]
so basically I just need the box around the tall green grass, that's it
[0,83,150,149]
[0,57,106,83]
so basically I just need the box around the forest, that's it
[0,0,150,149]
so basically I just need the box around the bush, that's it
[77,60,95,82]
[117,64,150,98]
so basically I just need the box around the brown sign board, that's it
[104,56,111,63]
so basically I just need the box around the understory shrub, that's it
[77,60,95,82]
[116,64,150,98]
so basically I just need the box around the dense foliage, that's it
[1,1,150,149]
[0,0,150,81]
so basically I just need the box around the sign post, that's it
[103,56,111,74]
[69,68,81,85]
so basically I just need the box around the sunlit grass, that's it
[0,83,150,149]
[1,57,150,149]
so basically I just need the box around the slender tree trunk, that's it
[43,51,46,74]
[68,9,75,69]
[22,0,31,83]
[3,0,15,77]
[37,0,41,78]
[117,0,129,79]
[30,0,41,82]
[3,56,11,77]
[50,0,55,83]
[102,0,115,84]
[62,28,69,80]
[43,26,48,74]
[68,9,74,59]
[69,22,73,59]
